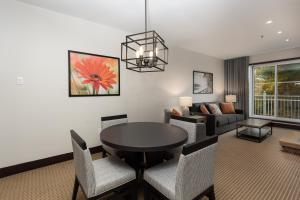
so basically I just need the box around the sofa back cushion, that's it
[208,104,223,115]
[220,102,235,114]
[189,103,202,113]
[171,108,182,116]
[190,102,218,114]
[200,104,210,114]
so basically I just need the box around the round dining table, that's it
[100,122,188,171]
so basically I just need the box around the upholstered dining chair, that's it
[70,130,137,200]
[100,114,128,157]
[143,136,218,200]
[169,118,206,144]
[167,118,206,159]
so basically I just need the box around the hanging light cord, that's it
[145,0,147,33]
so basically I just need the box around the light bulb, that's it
[155,47,158,56]
[135,51,140,58]
[139,46,144,56]
[149,51,153,58]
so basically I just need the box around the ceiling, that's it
[18,0,300,59]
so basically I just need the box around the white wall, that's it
[139,47,224,122]
[0,0,223,168]
[250,47,300,64]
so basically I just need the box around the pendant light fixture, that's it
[121,0,168,72]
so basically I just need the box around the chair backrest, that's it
[101,114,128,130]
[170,118,206,144]
[175,136,218,200]
[70,130,95,197]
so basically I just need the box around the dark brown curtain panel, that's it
[224,57,249,118]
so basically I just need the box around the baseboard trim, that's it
[272,121,300,130]
[0,145,103,179]
[250,117,300,130]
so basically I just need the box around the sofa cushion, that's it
[171,108,182,117]
[200,104,210,114]
[204,102,218,114]
[208,104,223,115]
[216,114,241,127]
[216,116,229,127]
[220,103,235,114]
[236,114,244,122]
[225,114,237,123]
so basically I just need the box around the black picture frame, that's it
[68,50,120,97]
[193,71,213,94]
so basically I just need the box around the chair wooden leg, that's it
[143,182,152,200]
[207,185,216,200]
[132,180,139,200]
[72,176,79,200]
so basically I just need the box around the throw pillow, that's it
[171,108,182,116]
[200,104,210,114]
[220,102,235,114]
[208,104,223,115]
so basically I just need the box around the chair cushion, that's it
[102,144,118,156]
[144,160,177,200]
[93,156,135,197]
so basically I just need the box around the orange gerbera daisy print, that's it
[69,51,119,96]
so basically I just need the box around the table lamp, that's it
[179,96,192,116]
[225,95,237,103]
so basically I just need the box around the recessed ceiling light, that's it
[266,20,273,24]
[285,38,290,42]
[277,30,283,34]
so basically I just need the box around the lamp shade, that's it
[179,96,192,107]
[225,95,237,103]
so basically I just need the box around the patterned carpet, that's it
[0,127,299,200]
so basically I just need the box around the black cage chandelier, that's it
[121,0,168,72]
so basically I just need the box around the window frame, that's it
[249,59,300,123]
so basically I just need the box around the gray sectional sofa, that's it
[189,103,244,135]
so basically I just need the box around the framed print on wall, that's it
[193,71,213,94]
[68,50,120,97]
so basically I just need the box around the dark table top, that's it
[237,119,272,128]
[100,122,188,152]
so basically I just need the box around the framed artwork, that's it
[193,71,213,94]
[68,50,120,97]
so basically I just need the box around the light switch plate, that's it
[16,77,24,85]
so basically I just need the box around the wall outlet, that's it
[16,77,24,85]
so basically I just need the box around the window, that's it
[249,59,300,122]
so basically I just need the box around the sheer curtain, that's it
[224,57,249,118]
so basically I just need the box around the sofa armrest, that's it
[205,114,216,136]
[164,109,171,123]
[170,114,216,136]
[235,109,244,114]
[196,123,207,140]
[170,115,199,123]
[194,113,216,136]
